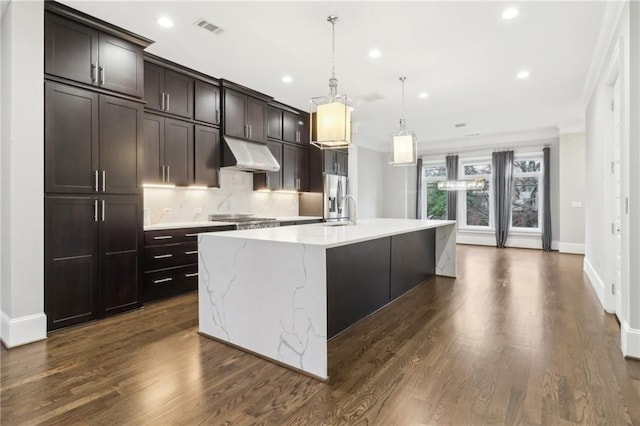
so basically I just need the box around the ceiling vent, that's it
[195,18,222,34]
[454,123,467,128]
[357,93,385,103]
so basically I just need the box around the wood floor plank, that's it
[2,245,639,425]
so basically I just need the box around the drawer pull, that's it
[185,273,199,278]
[185,250,198,255]
[153,277,173,284]
[185,233,198,237]
[153,236,173,240]
[153,254,173,259]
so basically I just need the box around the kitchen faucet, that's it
[339,194,357,225]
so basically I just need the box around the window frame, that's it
[420,160,447,220]
[510,155,544,233]
[458,157,494,231]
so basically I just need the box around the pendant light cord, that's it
[399,76,407,131]
[328,16,339,97]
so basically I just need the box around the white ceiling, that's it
[62,1,606,151]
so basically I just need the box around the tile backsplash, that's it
[144,170,299,224]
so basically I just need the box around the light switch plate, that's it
[571,201,582,208]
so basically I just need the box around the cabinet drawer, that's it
[145,264,198,302]
[145,225,235,246]
[144,242,197,271]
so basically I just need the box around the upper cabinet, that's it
[223,87,267,143]
[45,81,142,195]
[194,80,221,126]
[144,62,194,119]
[45,11,145,98]
[323,149,348,176]
[267,107,283,140]
[283,111,309,145]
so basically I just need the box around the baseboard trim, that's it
[583,257,611,312]
[0,310,47,348]
[621,321,640,359]
[559,242,585,254]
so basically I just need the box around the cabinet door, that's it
[99,195,142,316]
[266,140,283,190]
[45,13,99,86]
[98,33,144,98]
[164,69,194,119]
[282,144,297,190]
[99,95,142,194]
[296,147,310,191]
[246,97,267,142]
[267,107,282,140]
[297,115,310,145]
[45,82,99,193]
[143,113,164,184]
[45,196,99,331]
[323,150,337,174]
[144,62,165,112]
[336,151,348,176]
[282,111,297,143]
[223,90,247,139]
[195,80,220,125]
[164,118,194,186]
[194,125,220,187]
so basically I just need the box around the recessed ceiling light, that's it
[517,70,530,79]
[502,7,519,20]
[157,17,174,28]
[369,48,381,58]
[418,92,429,99]
[282,75,293,83]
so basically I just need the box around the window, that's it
[461,161,492,228]
[422,164,447,220]
[511,159,542,231]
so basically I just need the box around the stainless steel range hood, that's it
[221,136,280,172]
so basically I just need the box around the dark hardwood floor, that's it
[2,245,639,424]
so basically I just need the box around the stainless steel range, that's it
[208,214,280,230]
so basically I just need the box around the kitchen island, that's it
[198,218,456,380]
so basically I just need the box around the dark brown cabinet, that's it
[195,80,221,125]
[267,107,283,140]
[194,125,221,187]
[282,145,309,191]
[45,81,142,195]
[223,88,267,143]
[45,195,143,331]
[143,113,193,186]
[283,111,309,144]
[253,141,283,191]
[144,62,194,119]
[323,149,348,176]
[45,12,144,98]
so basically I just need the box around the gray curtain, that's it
[446,155,458,220]
[542,147,552,251]
[492,151,514,248]
[416,157,423,219]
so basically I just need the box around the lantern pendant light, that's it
[310,16,353,150]
[389,76,417,166]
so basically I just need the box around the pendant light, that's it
[389,76,417,166]
[310,16,353,150]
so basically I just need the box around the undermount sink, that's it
[324,221,353,227]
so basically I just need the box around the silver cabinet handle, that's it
[99,65,105,85]
[184,233,198,237]
[161,93,165,111]
[91,63,97,83]
[94,199,98,222]
[153,235,172,240]
[244,124,248,138]
[161,165,166,182]
[101,170,106,192]
[101,199,105,221]
[166,165,170,182]
[153,254,173,259]
[166,93,170,111]
[185,250,198,255]
[215,109,220,124]
[249,125,252,140]
[153,277,173,284]
[94,170,99,192]
[296,131,300,143]
[185,273,198,278]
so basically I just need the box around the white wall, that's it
[354,146,385,219]
[558,132,586,254]
[382,163,417,219]
[0,0,47,347]
[143,170,299,224]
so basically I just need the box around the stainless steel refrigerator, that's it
[324,174,349,221]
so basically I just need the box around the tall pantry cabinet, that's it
[43,2,152,331]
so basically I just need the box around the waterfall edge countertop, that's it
[143,216,323,231]
[204,218,456,248]
[198,218,457,380]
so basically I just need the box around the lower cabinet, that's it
[45,194,143,331]
[144,225,234,302]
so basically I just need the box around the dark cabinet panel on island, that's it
[390,229,436,300]
[45,81,142,195]
[45,12,144,98]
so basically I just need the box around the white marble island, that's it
[198,218,456,380]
